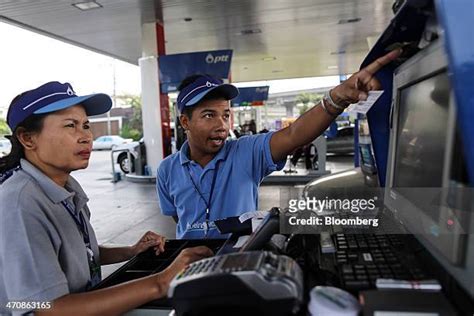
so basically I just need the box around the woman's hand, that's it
[160,246,214,285]
[39,246,214,315]
[174,246,214,267]
[130,231,166,256]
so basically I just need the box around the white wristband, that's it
[324,89,346,111]
[320,98,340,118]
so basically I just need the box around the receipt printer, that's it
[168,251,303,316]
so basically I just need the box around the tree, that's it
[115,94,142,141]
[0,118,11,137]
[296,92,323,115]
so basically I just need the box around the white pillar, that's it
[255,107,262,132]
[139,22,163,177]
[264,104,268,129]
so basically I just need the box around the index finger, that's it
[364,49,402,75]
[159,237,166,252]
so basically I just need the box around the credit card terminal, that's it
[168,251,303,315]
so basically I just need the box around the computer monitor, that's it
[384,39,474,297]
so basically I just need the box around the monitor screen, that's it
[393,71,451,188]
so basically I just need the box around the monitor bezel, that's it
[384,39,467,265]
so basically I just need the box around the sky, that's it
[0,22,141,118]
[0,21,340,119]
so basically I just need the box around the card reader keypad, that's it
[178,257,224,279]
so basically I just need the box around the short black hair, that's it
[1,92,47,173]
[178,74,228,119]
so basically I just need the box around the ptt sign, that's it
[205,53,230,64]
[159,50,233,93]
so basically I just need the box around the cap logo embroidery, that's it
[206,81,218,88]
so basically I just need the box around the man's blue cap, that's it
[177,75,239,113]
[7,81,112,131]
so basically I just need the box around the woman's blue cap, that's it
[7,81,112,131]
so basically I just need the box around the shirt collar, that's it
[179,141,191,165]
[179,140,229,169]
[20,159,89,206]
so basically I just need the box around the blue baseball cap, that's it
[177,75,239,113]
[7,81,112,131]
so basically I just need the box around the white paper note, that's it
[346,90,384,114]
[238,210,268,223]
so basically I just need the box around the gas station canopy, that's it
[0,0,395,82]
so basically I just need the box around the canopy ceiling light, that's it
[72,1,103,11]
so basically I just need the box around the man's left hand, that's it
[131,231,166,256]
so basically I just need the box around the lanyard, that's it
[61,200,90,245]
[61,200,101,289]
[185,161,220,237]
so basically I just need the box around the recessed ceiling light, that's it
[240,29,262,35]
[330,50,346,55]
[184,17,192,22]
[262,57,276,61]
[328,65,339,69]
[272,70,284,73]
[72,1,102,11]
[338,17,361,24]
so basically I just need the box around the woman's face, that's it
[31,104,93,173]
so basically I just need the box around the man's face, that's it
[180,98,230,156]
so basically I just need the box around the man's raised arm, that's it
[270,49,401,162]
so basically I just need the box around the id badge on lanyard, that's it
[86,248,101,289]
[186,162,220,238]
[61,201,101,288]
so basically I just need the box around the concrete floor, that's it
[72,150,354,277]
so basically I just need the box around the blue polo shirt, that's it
[157,132,285,239]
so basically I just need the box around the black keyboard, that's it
[333,234,429,291]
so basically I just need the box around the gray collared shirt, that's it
[0,159,100,315]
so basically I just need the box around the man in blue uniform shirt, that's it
[157,49,400,239]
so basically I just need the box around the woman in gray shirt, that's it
[0,81,212,315]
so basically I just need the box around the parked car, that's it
[92,135,132,150]
[0,139,12,157]
[326,126,355,154]
[115,138,143,173]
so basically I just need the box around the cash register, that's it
[166,208,303,316]
[168,251,303,316]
